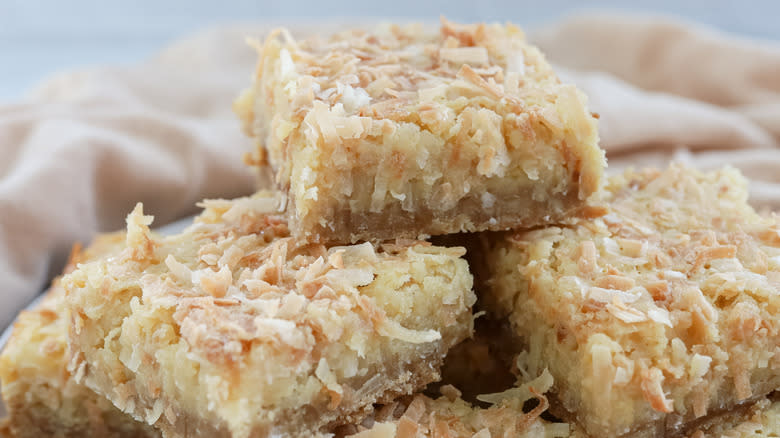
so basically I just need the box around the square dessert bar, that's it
[235,19,604,243]
[64,192,475,438]
[480,164,780,437]
[0,234,159,438]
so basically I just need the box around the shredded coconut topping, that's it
[64,191,475,437]
[235,18,604,244]
[487,164,780,437]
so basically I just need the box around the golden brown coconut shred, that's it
[480,164,780,437]
[64,192,475,438]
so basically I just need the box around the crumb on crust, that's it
[235,19,604,243]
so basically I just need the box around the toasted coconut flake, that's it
[339,83,372,113]
[311,100,340,144]
[734,368,752,400]
[618,238,646,258]
[757,228,780,246]
[645,280,670,302]
[505,51,525,75]
[125,203,155,260]
[146,398,165,425]
[315,358,344,409]
[253,318,305,350]
[417,84,448,102]
[690,245,738,274]
[691,388,708,418]
[218,245,244,270]
[589,341,615,412]
[457,64,503,99]
[352,422,397,437]
[614,360,635,385]
[647,307,673,327]
[378,319,442,344]
[163,405,177,425]
[199,266,232,298]
[577,241,598,275]
[439,47,489,65]
[606,298,647,324]
[213,195,283,223]
[477,369,554,405]
[325,267,375,289]
[402,396,427,423]
[339,242,380,265]
[578,204,609,219]
[396,417,419,438]
[469,65,503,76]
[689,354,712,382]
[587,287,641,304]
[278,48,296,81]
[596,275,636,291]
[165,255,192,284]
[516,387,550,432]
[641,368,673,413]
[328,249,346,269]
[440,384,462,401]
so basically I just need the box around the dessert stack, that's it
[1,19,778,438]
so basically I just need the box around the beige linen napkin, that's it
[533,14,780,209]
[1,14,778,328]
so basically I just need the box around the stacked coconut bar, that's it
[2,193,476,438]
[1,18,778,438]
[234,19,604,244]
[476,165,780,437]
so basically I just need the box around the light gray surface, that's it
[0,215,194,418]
[2,0,779,102]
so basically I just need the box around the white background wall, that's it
[1,0,778,101]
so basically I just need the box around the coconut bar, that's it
[0,234,160,438]
[235,19,604,243]
[479,164,780,437]
[64,192,475,438]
